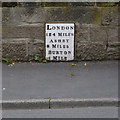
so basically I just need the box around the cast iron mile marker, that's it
[45,23,74,61]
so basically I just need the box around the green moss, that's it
[101,7,118,15]
[93,7,101,24]
[93,6,118,25]
[97,2,118,7]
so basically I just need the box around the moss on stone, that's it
[93,7,101,24]
[101,7,118,16]
[97,2,118,7]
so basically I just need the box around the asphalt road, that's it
[3,107,118,118]
[2,61,118,100]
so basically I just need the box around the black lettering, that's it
[56,51,59,54]
[56,26,60,30]
[50,39,53,43]
[70,26,74,30]
[47,25,51,30]
[47,25,74,31]
[47,45,50,48]
[49,33,52,36]
[61,26,65,30]
[61,57,63,60]
[52,26,56,30]
[53,56,57,60]
[64,57,67,60]
[48,50,51,54]
[52,44,56,48]
[52,51,55,54]
[63,39,65,42]
[53,33,55,36]
[63,33,67,36]
[58,33,62,36]
[60,51,63,55]
[67,45,69,48]
[66,39,69,43]
[64,51,67,55]
[54,39,57,42]
[58,39,61,42]
[68,51,71,54]
[66,26,69,30]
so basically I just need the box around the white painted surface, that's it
[45,23,74,61]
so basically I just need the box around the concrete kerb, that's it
[2,98,119,110]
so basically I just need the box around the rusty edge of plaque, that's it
[44,21,76,62]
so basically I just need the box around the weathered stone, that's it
[101,7,118,26]
[107,43,120,60]
[90,26,107,44]
[2,26,44,39]
[2,7,45,26]
[0,2,2,7]
[70,2,95,6]
[45,7,101,25]
[96,2,119,7]
[2,2,18,7]
[119,7,120,26]
[75,26,89,43]
[2,42,27,61]
[118,27,120,43]
[107,27,118,43]
[28,39,44,61]
[19,2,40,7]
[2,7,101,26]
[76,43,107,61]
[0,42,1,61]
[2,38,31,44]
[40,2,69,7]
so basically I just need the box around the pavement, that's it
[2,61,119,110]
[2,107,118,118]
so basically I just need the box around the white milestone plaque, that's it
[45,23,74,61]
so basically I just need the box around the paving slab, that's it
[2,61,118,100]
[3,107,118,118]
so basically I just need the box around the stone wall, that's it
[2,2,120,61]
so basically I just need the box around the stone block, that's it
[40,2,69,7]
[2,2,18,7]
[107,43,120,60]
[90,26,107,44]
[0,2,1,7]
[2,42,27,61]
[107,27,118,43]
[70,2,95,6]
[2,7,45,26]
[0,42,1,61]
[101,7,119,26]
[19,2,40,7]
[75,26,89,43]
[118,27,120,42]
[2,26,44,39]
[45,7,101,25]
[119,6,120,25]
[2,7,101,25]
[76,43,107,61]
[96,2,119,7]
[28,39,44,61]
